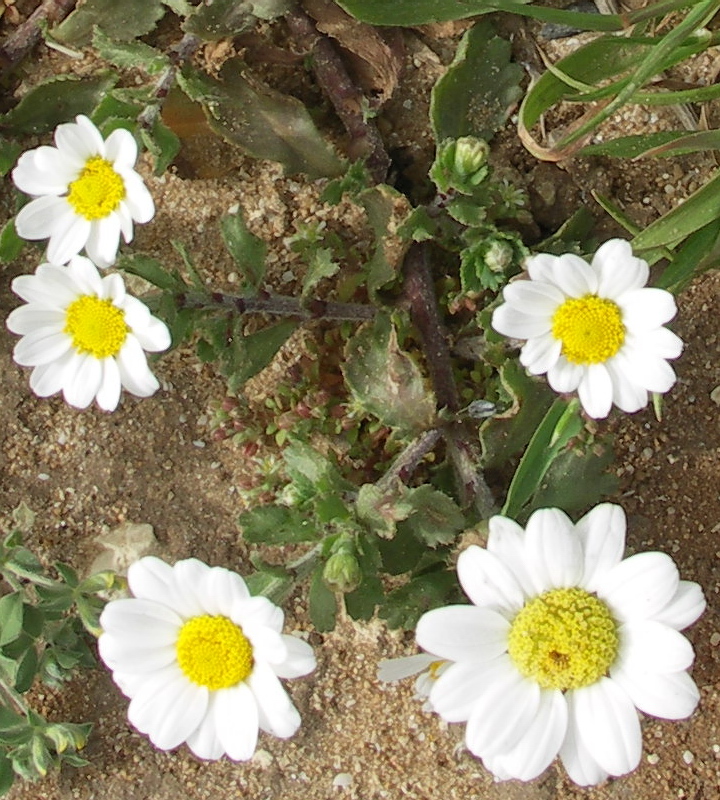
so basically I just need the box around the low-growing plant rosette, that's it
[98,556,316,760]
[6,255,171,411]
[379,503,705,786]
[491,239,683,418]
[12,114,154,268]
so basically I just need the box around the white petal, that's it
[617,620,695,673]
[519,333,562,375]
[273,634,316,679]
[560,692,609,786]
[502,280,564,314]
[377,654,436,683]
[123,296,171,351]
[523,507,583,592]
[232,596,284,634]
[415,605,510,663]
[195,565,251,616]
[213,683,259,760]
[13,330,71,367]
[10,266,78,307]
[547,357,583,393]
[100,597,182,646]
[98,635,177,674]
[573,677,642,777]
[610,664,700,720]
[487,515,535,597]
[117,337,161,397]
[551,253,598,297]
[456,545,524,613]
[66,254,104,296]
[96,357,122,411]
[593,239,649,298]
[614,346,677,394]
[128,556,204,618]
[248,660,301,738]
[652,580,706,631]
[629,327,683,360]
[597,552,679,623]
[483,689,568,782]
[47,213,92,266]
[128,669,207,750]
[619,287,677,331]
[492,304,552,339]
[429,659,497,723]
[15,196,70,241]
[185,693,225,760]
[63,354,102,409]
[605,354,649,414]
[577,363,613,419]
[101,272,126,303]
[465,659,542,757]
[55,115,104,160]
[28,354,73,397]
[525,253,558,283]
[120,171,155,223]
[12,147,77,195]
[105,127,138,168]
[85,214,121,268]
[576,503,626,591]
[116,201,135,242]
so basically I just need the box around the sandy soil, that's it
[0,5,719,800]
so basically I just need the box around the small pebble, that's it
[192,440,206,448]
[332,773,352,788]
[682,750,694,764]
[647,753,659,765]
[710,632,720,647]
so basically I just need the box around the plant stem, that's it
[401,242,496,515]
[284,6,390,183]
[376,429,443,492]
[0,0,77,69]
[178,290,376,322]
[0,676,28,716]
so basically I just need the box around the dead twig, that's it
[0,0,77,71]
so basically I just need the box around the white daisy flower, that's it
[98,557,316,760]
[6,256,171,411]
[382,503,705,786]
[12,115,154,268]
[491,239,683,418]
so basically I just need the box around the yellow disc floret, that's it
[176,615,254,690]
[67,156,126,220]
[64,295,129,358]
[551,294,625,365]
[507,587,619,691]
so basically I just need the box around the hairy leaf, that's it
[92,28,169,74]
[431,20,523,143]
[184,0,290,41]
[177,61,344,178]
[239,506,319,544]
[403,486,465,547]
[140,117,181,175]
[343,313,436,434]
[220,212,267,289]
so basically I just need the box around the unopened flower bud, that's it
[323,551,361,593]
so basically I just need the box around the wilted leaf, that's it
[403,485,465,547]
[92,28,169,74]
[355,480,415,539]
[430,20,523,144]
[177,60,344,178]
[0,75,117,136]
[343,313,436,434]
[53,0,165,45]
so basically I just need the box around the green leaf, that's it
[580,131,691,159]
[343,313,436,434]
[244,564,294,605]
[376,522,424,575]
[21,606,44,639]
[656,218,720,292]
[0,136,21,177]
[380,570,458,629]
[238,506,319,544]
[177,60,344,179]
[335,0,530,26]
[14,647,38,693]
[403,486,465,547]
[92,27,169,74]
[220,319,298,392]
[302,249,340,297]
[52,0,165,45]
[0,74,117,136]
[355,481,414,539]
[184,0,289,40]
[0,753,14,796]
[220,212,267,289]
[116,253,185,292]
[140,117,181,175]
[501,398,582,519]
[430,20,523,143]
[283,442,352,499]
[309,566,336,632]
[0,594,24,647]
[0,219,24,264]
[632,169,720,251]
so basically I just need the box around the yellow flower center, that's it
[175,615,254,690]
[64,296,129,358]
[507,587,619,691]
[67,156,126,220]
[551,294,625,364]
